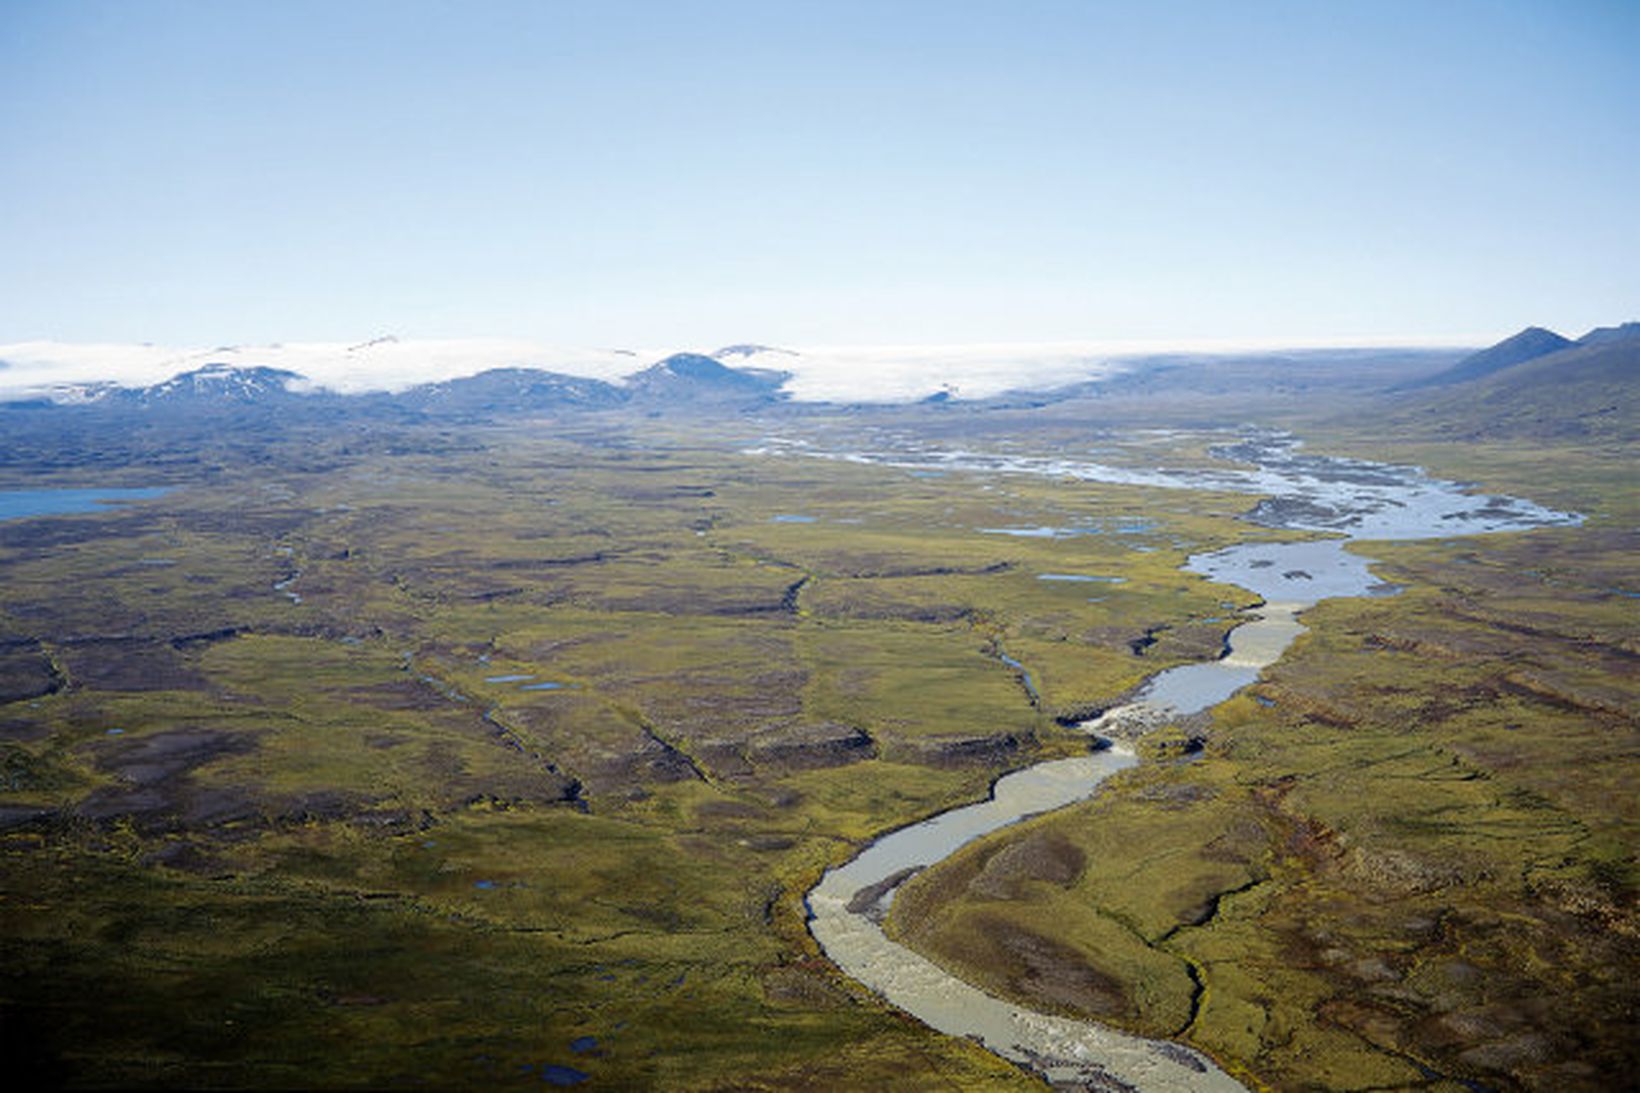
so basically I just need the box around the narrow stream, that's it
[801,433,1578,1091]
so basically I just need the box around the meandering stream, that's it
[800,433,1578,1091]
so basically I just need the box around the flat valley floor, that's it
[0,403,1634,1090]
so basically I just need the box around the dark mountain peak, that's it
[1392,330,1638,441]
[193,362,296,379]
[713,343,798,360]
[400,368,625,413]
[625,354,791,405]
[429,366,594,390]
[347,334,401,352]
[125,363,309,406]
[643,352,743,381]
[1399,326,1573,390]
[1473,326,1574,361]
[1577,321,1640,346]
[1506,325,1568,343]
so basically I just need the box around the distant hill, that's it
[625,353,790,406]
[3,330,1629,436]
[398,368,626,415]
[1577,321,1640,347]
[1399,326,1574,390]
[112,363,309,408]
[0,351,797,420]
[1389,332,1639,440]
[713,343,798,361]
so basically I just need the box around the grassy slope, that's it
[1378,337,1639,442]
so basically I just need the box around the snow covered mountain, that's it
[108,363,308,407]
[625,353,790,405]
[0,337,1152,406]
[0,332,1496,410]
[396,368,628,414]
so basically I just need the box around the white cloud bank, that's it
[0,334,1470,404]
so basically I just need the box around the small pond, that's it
[0,487,171,522]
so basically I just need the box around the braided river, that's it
[798,433,1577,1091]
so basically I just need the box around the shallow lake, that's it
[0,486,171,522]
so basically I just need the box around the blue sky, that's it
[1,0,1635,347]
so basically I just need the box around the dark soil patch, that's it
[978,914,1129,1017]
[897,732,1024,769]
[76,728,262,833]
[0,805,57,831]
[0,645,60,704]
[967,830,1086,899]
[502,700,696,797]
[0,717,52,743]
[746,721,876,772]
[56,638,207,693]
[347,679,459,712]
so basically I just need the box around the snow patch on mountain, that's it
[0,333,1472,405]
[0,339,644,403]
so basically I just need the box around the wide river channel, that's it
[799,433,1578,1091]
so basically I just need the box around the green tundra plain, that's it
[0,384,1634,1090]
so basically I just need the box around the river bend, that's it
[800,433,1577,1091]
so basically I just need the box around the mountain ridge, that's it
[4,324,1633,435]
[1577,321,1640,347]
[3,349,797,418]
[623,352,791,405]
[1397,326,1574,390]
[1388,330,1639,440]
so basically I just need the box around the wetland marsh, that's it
[0,406,1632,1091]
[6,3,1634,1086]
[806,435,1581,1089]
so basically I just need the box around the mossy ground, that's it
[3,412,1632,1089]
[0,417,1295,1088]
[887,432,1638,1092]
